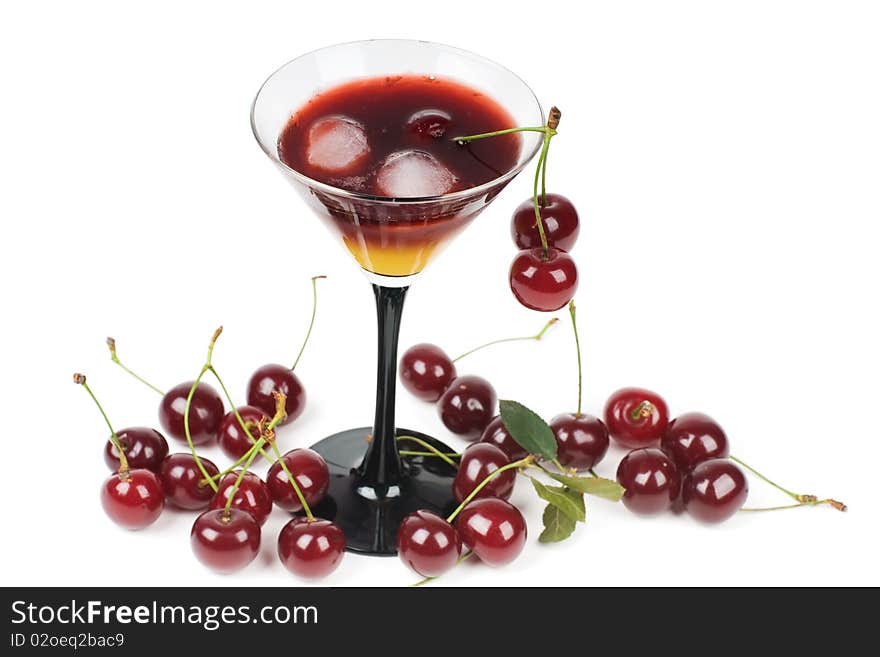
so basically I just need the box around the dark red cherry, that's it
[101,469,165,530]
[158,453,220,510]
[438,375,497,440]
[266,448,330,513]
[683,459,748,523]
[277,517,346,579]
[616,448,681,515]
[406,109,452,140]
[400,343,457,402]
[479,415,528,461]
[511,193,580,252]
[217,406,266,462]
[397,510,462,578]
[103,427,169,473]
[452,443,514,503]
[604,387,670,449]
[455,498,527,567]
[509,247,578,312]
[191,508,260,574]
[661,413,730,473]
[246,364,305,426]
[550,413,610,471]
[159,381,224,446]
[210,472,273,526]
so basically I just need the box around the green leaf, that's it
[499,399,557,460]
[547,472,625,502]
[539,503,577,543]
[531,479,585,522]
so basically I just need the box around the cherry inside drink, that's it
[277,75,520,277]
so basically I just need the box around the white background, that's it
[1,1,878,587]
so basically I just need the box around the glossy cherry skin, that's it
[399,343,457,402]
[550,413,610,471]
[209,472,273,526]
[158,453,220,510]
[101,469,165,530]
[455,498,527,567]
[277,517,346,579]
[266,448,330,513]
[511,193,580,252]
[191,508,260,574]
[509,247,578,312]
[103,427,169,473]
[397,510,462,577]
[159,381,224,446]
[406,109,452,140]
[217,406,266,462]
[661,412,730,473]
[452,443,515,503]
[683,459,748,523]
[246,364,305,426]
[438,375,497,440]
[479,415,528,461]
[604,387,670,449]
[616,448,681,515]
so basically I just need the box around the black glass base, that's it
[308,427,459,556]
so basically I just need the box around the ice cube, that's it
[375,150,458,198]
[306,116,369,173]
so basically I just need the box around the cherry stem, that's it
[568,301,583,417]
[106,337,165,396]
[452,318,559,362]
[410,551,474,587]
[291,275,327,371]
[222,392,288,517]
[268,438,315,522]
[396,435,459,468]
[451,126,548,142]
[730,455,847,512]
[183,327,226,493]
[73,373,129,473]
[532,132,553,257]
[446,456,534,524]
[552,458,567,473]
[399,450,461,458]
[630,401,654,421]
[206,365,274,462]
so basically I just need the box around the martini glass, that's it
[251,39,543,555]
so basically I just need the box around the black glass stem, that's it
[356,284,407,494]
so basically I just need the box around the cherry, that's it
[550,413,609,471]
[682,459,748,523]
[455,498,527,567]
[246,364,305,426]
[406,109,452,140]
[277,517,346,579]
[266,448,330,513]
[101,469,165,530]
[604,387,670,449]
[103,427,168,473]
[397,510,462,577]
[217,406,267,462]
[438,375,497,440]
[512,193,579,252]
[479,415,528,461]
[452,443,515,503]
[210,472,273,526]
[400,343,457,402]
[158,453,220,510]
[616,448,681,515]
[191,508,260,574]
[159,381,224,446]
[661,412,730,473]
[509,247,578,312]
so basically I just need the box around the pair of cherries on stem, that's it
[398,454,531,579]
[400,318,558,441]
[456,107,579,312]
